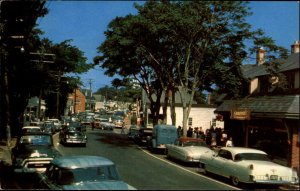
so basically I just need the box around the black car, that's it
[134,128,153,145]
[11,132,61,173]
[59,128,87,147]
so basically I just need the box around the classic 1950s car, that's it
[34,155,136,190]
[166,137,214,163]
[198,147,299,186]
[11,132,61,173]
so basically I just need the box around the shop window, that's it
[188,117,193,126]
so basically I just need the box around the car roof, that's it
[178,137,205,142]
[220,147,267,156]
[52,155,114,169]
[22,126,41,129]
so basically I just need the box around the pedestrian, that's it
[198,127,205,140]
[187,127,193,137]
[193,127,199,138]
[226,137,233,147]
[91,120,95,130]
[221,128,228,146]
[121,123,125,134]
[216,127,222,146]
[211,137,217,148]
[205,129,212,146]
[177,126,182,138]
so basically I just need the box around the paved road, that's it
[0,128,296,190]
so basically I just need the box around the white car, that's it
[21,126,42,134]
[166,137,214,163]
[198,147,299,186]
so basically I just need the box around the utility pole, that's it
[29,52,55,120]
[87,79,94,111]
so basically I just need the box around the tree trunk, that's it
[170,89,176,125]
[4,61,11,147]
[162,89,168,125]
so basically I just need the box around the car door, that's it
[168,140,180,159]
[207,149,229,176]
[219,150,234,178]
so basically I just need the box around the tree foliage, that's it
[1,1,91,137]
[95,1,288,134]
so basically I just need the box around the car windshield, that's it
[20,135,52,146]
[57,166,121,185]
[234,153,271,161]
[182,141,208,147]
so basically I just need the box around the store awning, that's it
[215,95,299,119]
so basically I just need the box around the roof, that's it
[220,147,267,156]
[144,90,197,105]
[241,53,299,79]
[215,95,299,119]
[52,155,114,169]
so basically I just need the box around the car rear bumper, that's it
[66,139,87,144]
[14,158,53,173]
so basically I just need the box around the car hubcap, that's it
[232,176,239,186]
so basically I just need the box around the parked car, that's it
[41,121,56,134]
[34,155,136,190]
[134,128,153,145]
[59,129,87,147]
[147,124,177,152]
[166,137,213,163]
[198,147,299,186]
[127,125,139,139]
[66,121,86,132]
[11,132,61,173]
[81,116,94,127]
[47,119,62,132]
[21,126,42,134]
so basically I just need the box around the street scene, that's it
[0,1,299,190]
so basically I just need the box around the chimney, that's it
[291,40,300,54]
[256,47,266,65]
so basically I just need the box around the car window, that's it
[218,150,233,160]
[234,153,271,161]
[20,135,52,145]
[56,166,121,185]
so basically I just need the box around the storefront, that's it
[215,95,299,171]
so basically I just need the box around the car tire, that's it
[231,176,240,186]
[198,163,207,174]
[165,149,168,156]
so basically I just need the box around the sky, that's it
[37,1,300,92]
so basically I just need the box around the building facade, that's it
[215,41,299,173]
[66,88,86,114]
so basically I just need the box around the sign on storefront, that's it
[230,109,251,120]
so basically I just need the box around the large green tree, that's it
[1,0,48,141]
[94,1,288,135]
[1,1,91,140]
